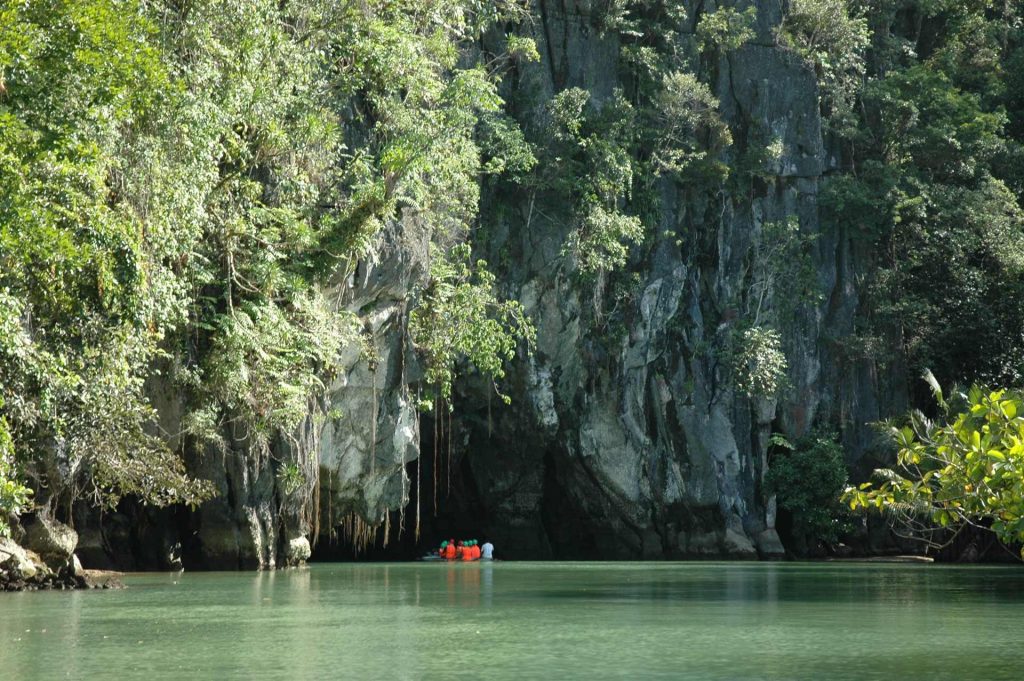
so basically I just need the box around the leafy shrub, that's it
[649,71,732,179]
[847,374,1024,557]
[766,432,852,548]
[728,326,788,398]
[410,244,535,404]
[0,406,31,537]
[777,0,869,132]
[697,6,758,52]
[542,88,644,274]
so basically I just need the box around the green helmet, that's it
[441,540,448,548]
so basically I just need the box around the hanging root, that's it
[416,391,422,543]
[338,510,396,556]
[339,513,375,556]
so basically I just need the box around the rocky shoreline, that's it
[1,514,125,592]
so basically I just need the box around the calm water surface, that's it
[1,561,1022,680]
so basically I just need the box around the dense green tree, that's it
[0,0,214,513]
[0,397,31,536]
[696,5,758,53]
[778,0,869,132]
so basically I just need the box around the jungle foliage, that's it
[0,0,535,525]
[4,0,1024,554]
[819,0,1024,393]
[804,0,1024,555]
[410,244,535,405]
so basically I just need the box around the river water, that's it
[1,561,1022,680]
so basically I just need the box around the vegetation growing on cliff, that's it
[823,0,1024,394]
[582,0,1024,556]
[696,5,758,53]
[0,0,217,515]
[726,326,789,398]
[801,1,1024,556]
[4,0,1024,562]
[0,0,534,530]
[410,244,535,404]
[778,0,869,132]
[540,88,644,274]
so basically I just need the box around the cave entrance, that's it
[309,412,491,562]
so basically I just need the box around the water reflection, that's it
[2,563,1024,681]
[482,563,493,608]
[444,563,487,608]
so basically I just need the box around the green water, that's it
[1,562,1023,680]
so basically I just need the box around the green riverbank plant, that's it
[0,404,31,537]
[846,373,1024,558]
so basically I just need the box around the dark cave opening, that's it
[310,417,496,562]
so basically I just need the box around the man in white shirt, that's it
[480,540,494,560]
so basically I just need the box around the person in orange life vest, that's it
[438,540,448,557]
[461,540,475,561]
[470,540,481,560]
[456,541,466,560]
[443,539,457,560]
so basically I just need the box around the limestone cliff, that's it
[71,0,905,567]
[439,0,904,559]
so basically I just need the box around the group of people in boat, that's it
[437,538,493,561]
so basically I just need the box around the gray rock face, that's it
[22,513,78,568]
[439,0,889,558]
[756,529,787,559]
[0,537,39,580]
[170,218,428,568]
[313,215,427,542]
